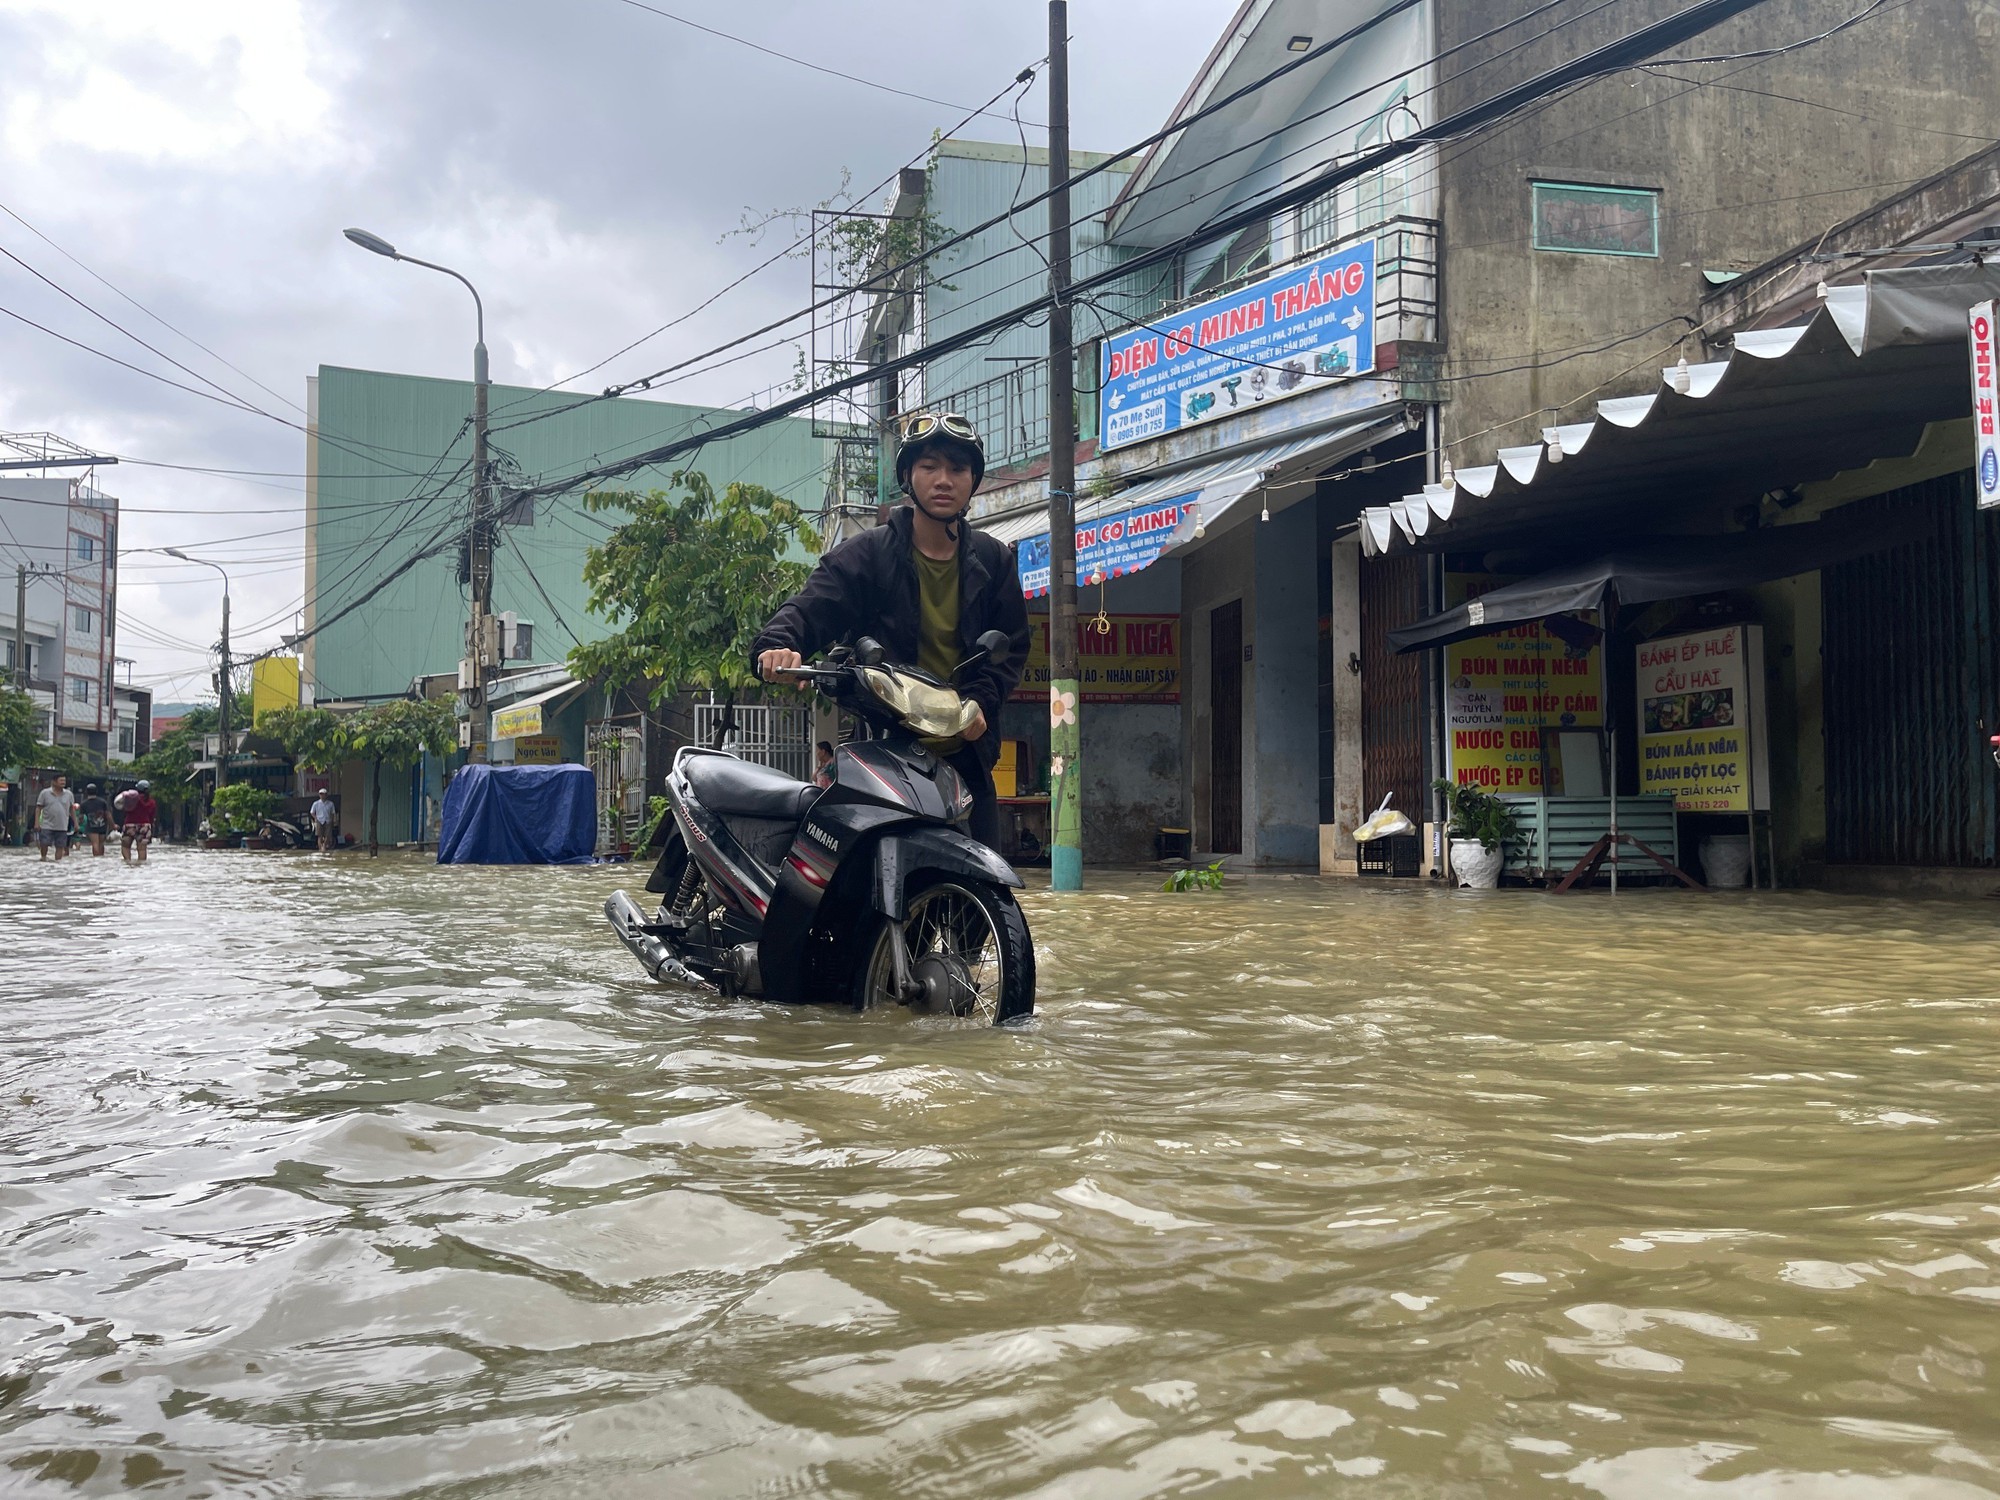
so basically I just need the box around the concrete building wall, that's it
[1434,0,2000,454]
[306,366,831,702]
[1180,516,1255,859]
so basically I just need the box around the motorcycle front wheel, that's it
[852,878,1035,1024]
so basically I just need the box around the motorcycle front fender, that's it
[871,824,1023,921]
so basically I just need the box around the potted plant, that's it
[1432,778,1521,890]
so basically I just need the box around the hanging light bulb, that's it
[1261,497,1271,522]
[1542,426,1565,464]
[1671,354,1692,394]
[1440,454,1455,486]
[1192,503,1205,538]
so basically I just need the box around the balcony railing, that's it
[936,215,1440,473]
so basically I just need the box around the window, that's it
[72,605,94,634]
[69,675,92,703]
[117,720,136,755]
[1532,182,1660,257]
[74,533,95,562]
[511,622,534,660]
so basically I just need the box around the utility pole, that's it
[1045,0,1083,891]
[469,330,492,749]
[216,587,231,791]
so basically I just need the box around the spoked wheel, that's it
[853,879,1035,1024]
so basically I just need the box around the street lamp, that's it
[343,226,493,732]
[164,547,232,790]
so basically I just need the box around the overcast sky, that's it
[0,0,1224,703]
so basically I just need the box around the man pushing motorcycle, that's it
[754,413,1030,850]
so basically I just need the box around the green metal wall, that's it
[308,366,831,700]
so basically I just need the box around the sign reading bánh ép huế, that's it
[1636,624,1769,811]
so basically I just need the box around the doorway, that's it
[1209,599,1243,853]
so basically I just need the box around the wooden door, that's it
[1209,599,1243,854]
[1359,554,1426,821]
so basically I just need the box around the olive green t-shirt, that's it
[913,547,963,753]
[914,548,961,681]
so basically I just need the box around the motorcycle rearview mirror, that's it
[951,629,1013,683]
[854,637,885,667]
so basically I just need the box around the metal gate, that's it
[692,699,813,781]
[1822,471,2000,867]
[587,720,646,854]
[1359,552,1428,823]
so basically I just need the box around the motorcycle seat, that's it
[682,753,820,822]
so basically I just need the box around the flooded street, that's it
[4,848,1999,1497]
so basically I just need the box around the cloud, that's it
[0,0,1224,695]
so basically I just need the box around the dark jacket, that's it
[752,505,1031,769]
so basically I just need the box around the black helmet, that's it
[894,412,985,496]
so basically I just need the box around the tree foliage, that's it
[0,687,35,771]
[347,697,457,854]
[570,471,816,711]
[209,783,280,837]
[258,705,352,772]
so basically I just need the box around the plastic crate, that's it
[1357,833,1421,878]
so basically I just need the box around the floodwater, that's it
[4,849,2000,1498]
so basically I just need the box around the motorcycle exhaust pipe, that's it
[604,890,711,989]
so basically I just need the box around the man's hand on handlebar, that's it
[757,648,809,689]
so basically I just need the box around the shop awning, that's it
[1385,506,1933,652]
[487,676,585,740]
[999,407,1414,597]
[1360,263,2000,557]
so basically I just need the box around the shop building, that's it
[1360,142,2000,892]
[901,0,2000,872]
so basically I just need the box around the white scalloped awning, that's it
[1359,265,2000,557]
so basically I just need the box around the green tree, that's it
[346,697,456,855]
[258,705,352,772]
[570,472,815,743]
[0,687,34,772]
[209,783,280,838]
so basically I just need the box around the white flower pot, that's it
[1700,834,1753,889]
[1451,839,1504,889]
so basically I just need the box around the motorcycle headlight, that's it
[859,667,979,739]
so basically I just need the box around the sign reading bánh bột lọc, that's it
[1443,575,1603,792]
[1009,613,1180,704]
[490,702,542,740]
[1635,624,1770,811]
[1098,242,1375,453]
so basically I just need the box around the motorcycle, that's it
[604,632,1035,1024]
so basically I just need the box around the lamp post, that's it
[343,227,492,745]
[164,548,231,790]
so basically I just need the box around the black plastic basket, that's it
[1357,833,1421,878]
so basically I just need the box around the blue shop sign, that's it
[1098,242,1375,453]
[1016,493,1198,598]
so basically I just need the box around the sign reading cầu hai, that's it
[1443,574,1603,792]
[1636,624,1769,811]
[1010,613,1180,704]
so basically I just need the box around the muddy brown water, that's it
[3,847,1999,1497]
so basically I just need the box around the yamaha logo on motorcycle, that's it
[603,634,1035,1024]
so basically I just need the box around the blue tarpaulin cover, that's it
[437,763,598,865]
